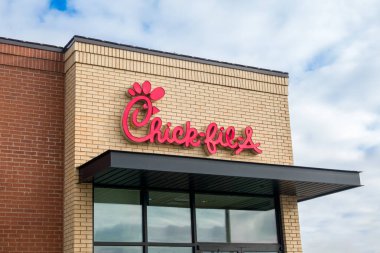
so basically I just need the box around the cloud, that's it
[1,0,380,252]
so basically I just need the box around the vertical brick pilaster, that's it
[280,195,303,253]
[63,58,93,253]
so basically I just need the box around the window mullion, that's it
[226,209,231,243]
[190,191,197,252]
[142,189,148,253]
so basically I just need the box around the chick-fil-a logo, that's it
[121,81,262,155]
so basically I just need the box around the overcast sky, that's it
[1,0,379,252]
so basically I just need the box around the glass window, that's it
[94,246,143,253]
[195,194,277,243]
[94,188,142,242]
[230,209,277,243]
[93,188,279,251]
[202,251,238,253]
[147,191,192,243]
[148,247,192,253]
[196,208,227,242]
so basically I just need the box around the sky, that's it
[1,0,379,252]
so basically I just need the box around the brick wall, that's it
[65,42,293,165]
[63,41,301,253]
[0,43,64,253]
[280,195,303,253]
[0,38,304,253]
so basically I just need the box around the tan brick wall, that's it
[63,41,301,252]
[280,195,303,253]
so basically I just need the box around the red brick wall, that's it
[0,43,64,253]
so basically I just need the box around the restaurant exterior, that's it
[0,36,361,253]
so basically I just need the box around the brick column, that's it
[280,195,303,253]
[63,45,93,253]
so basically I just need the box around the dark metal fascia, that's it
[66,35,289,78]
[0,36,63,52]
[109,151,361,185]
[297,185,362,202]
[79,150,112,183]
[78,150,361,186]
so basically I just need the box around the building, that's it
[0,36,361,253]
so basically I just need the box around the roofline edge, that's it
[66,35,289,78]
[0,35,289,77]
[0,36,63,52]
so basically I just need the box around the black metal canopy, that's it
[78,150,361,202]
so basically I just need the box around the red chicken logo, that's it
[127,81,165,115]
[121,81,262,156]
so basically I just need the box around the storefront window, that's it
[201,251,237,253]
[195,194,278,243]
[230,209,277,243]
[148,247,192,253]
[93,187,279,252]
[94,188,142,242]
[147,191,192,242]
[94,246,143,253]
[196,208,227,242]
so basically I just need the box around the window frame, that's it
[93,185,283,253]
